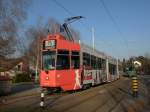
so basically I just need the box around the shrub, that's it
[13,73,31,83]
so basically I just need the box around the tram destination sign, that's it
[45,40,56,49]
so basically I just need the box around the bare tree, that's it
[46,18,61,34]
[25,18,60,72]
[144,53,150,59]
[0,0,30,57]
[25,18,47,81]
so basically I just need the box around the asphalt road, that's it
[0,76,150,112]
[138,75,150,107]
[139,75,150,91]
[11,82,39,94]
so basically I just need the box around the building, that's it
[0,57,29,78]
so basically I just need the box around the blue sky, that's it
[25,0,150,59]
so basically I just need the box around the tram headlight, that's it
[45,76,49,80]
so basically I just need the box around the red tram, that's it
[40,34,120,91]
[40,16,121,92]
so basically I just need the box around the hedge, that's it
[13,73,31,83]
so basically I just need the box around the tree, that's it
[0,0,30,57]
[124,55,150,75]
[137,55,150,75]
[46,18,61,34]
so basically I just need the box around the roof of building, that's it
[0,58,22,72]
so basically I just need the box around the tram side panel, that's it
[80,52,107,86]
[107,62,119,82]
[80,44,119,87]
[83,69,104,86]
[81,59,119,85]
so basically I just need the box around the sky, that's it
[24,0,150,59]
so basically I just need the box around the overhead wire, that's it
[51,0,73,15]
[97,0,130,58]
[51,0,91,32]
[51,0,118,57]
[52,0,129,58]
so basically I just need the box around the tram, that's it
[40,16,121,91]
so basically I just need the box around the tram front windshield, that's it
[42,51,56,70]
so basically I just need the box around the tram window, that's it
[56,55,70,70]
[71,51,80,69]
[42,51,56,70]
[71,56,80,69]
[101,59,106,69]
[56,50,70,70]
[109,64,112,74]
[91,55,96,69]
[109,64,116,75]
[57,50,69,55]
[72,51,79,55]
[83,52,90,66]
[97,58,102,69]
[113,65,116,75]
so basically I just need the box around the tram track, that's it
[48,78,128,112]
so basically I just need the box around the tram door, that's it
[70,51,81,90]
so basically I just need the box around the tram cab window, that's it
[56,50,70,70]
[42,51,56,70]
[71,51,80,69]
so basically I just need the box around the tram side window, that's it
[101,59,106,70]
[97,58,102,69]
[83,52,90,66]
[119,65,122,71]
[109,64,116,75]
[109,64,112,74]
[71,51,80,69]
[56,50,70,70]
[91,55,96,69]
[113,65,116,75]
